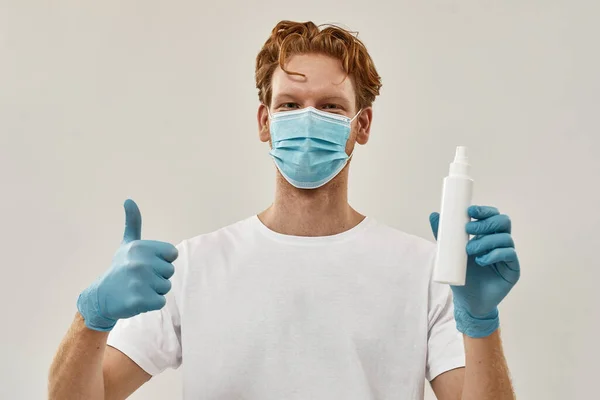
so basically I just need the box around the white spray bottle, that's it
[433,146,473,286]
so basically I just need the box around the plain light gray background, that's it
[1,1,599,399]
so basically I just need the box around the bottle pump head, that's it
[449,146,471,177]
[454,146,468,163]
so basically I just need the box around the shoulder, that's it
[367,218,437,261]
[175,215,257,259]
[361,219,439,294]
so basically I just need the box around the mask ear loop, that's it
[346,108,364,161]
[350,108,362,122]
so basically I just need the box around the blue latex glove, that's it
[429,205,520,338]
[77,199,178,331]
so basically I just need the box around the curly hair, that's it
[255,20,382,110]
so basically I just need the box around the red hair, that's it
[255,20,382,110]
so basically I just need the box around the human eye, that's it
[321,104,344,113]
[279,102,300,110]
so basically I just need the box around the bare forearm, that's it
[48,312,108,400]
[462,329,515,400]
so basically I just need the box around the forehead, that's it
[271,54,356,101]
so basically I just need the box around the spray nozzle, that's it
[449,145,471,177]
[454,146,468,164]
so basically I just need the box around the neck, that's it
[258,168,365,237]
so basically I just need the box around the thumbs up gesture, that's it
[77,199,179,332]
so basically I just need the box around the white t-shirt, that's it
[107,215,465,399]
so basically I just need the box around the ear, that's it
[355,107,373,145]
[257,104,270,143]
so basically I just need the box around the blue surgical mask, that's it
[267,106,361,189]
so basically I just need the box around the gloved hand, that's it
[429,205,520,338]
[77,199,178,331]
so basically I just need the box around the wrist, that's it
[76,285,116,332]
[454,306,499,338]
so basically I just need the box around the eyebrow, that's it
[273,93,352,106]
[321,96,352,105]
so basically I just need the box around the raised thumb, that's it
[122,199,142,243]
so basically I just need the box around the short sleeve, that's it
[425,278,466,381]
[106,240,187,376]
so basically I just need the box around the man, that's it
[49,20,520,399]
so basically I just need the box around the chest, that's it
[177,257,429,398]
